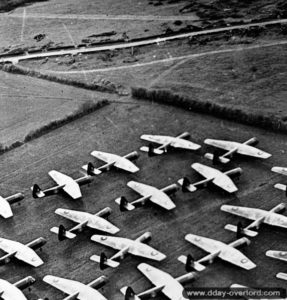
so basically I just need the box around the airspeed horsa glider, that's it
[120,263,197,300]
[178,233,256,271]
[204,137,271,164]
[140,132,201,156]
[43,275,108,300]
[271,167,287,193]
[0,237,46,267]
[221,203,287,237]
[90,232,166,269]
[0,192,24,219]
[50,207,119,241]
[82,150,139,175]
[178,163,241,193]
[0,276,36,300]
[31,165,94,200]
[115,180,179,211]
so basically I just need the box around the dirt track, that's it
[2,18,287,63]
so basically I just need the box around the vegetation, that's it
[0,99,109,154]
[132,87,286,133]
[0,63,126,95]
[0,0,48,12]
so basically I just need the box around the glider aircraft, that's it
[178,163,241,194]
[90,232,166,269]
[204,137,271,164]
[115,180,179,211]
[82,150,139,175]
[50,207,119,241]
[140,132,201,156]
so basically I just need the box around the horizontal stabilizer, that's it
[272,167,287,176]
[178,255,206,272]
[82,164,102,175]
[276,272,287,281]
[266,250,287,262]
[90,255,120,268]
[140,146,164,155]
[224,224,258,237]
[50,227,76,239]
[177,178,197,192]
[274,183,287,191]
[115,197,135,211]
[204,153,230,164]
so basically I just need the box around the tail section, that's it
[50,225,76,241]
[204,153,230,164]
[90,252,120,269]
[120,286,141,300]
[178,177,197,192]
[140,144,164,156]
[31,184,45,198]
[236,222,244,239]
[87,162,96,176]
[82,162,102,175]
[181,177,191,193]
[224,224,258,237]
[178,254,206,272]
[115,196,135,211]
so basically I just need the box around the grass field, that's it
[149,43,287,120]
[1,99,287,299]
[0,0,199,52]
[0,70,113,147]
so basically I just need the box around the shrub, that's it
[131,87,287,133]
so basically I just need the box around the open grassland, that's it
[146,43,287,120]
[1,99,287,299]
[0,0,198,52]
[27,34,287,125]
[0,70,115,147]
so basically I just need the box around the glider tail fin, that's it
[87,162,95,176]
[50,225,76,241]
[31,184,45,198]
[182,177,191,193]
[115,196,135,211]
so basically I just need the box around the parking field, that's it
[0,99,286,299]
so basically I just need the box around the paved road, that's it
[1,18,287,64]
